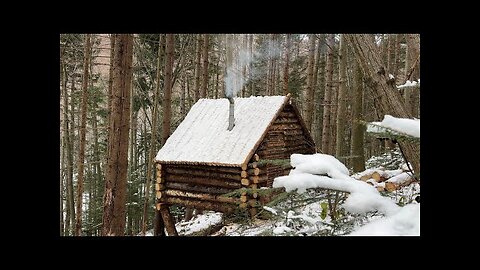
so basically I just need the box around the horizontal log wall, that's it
[256,104,316,188]
[158,163,243,213]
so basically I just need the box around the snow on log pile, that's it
[352,167,416,192]
[273,153,419,236]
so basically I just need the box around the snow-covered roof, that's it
[156,96,289,167]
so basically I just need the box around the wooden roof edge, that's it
[241,95,292,168]
[155,160,242,168]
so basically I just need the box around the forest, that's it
[59,34,420,236]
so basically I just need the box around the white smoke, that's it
[224,35,283,98]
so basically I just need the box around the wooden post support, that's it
[154,201,165,236]
[159,204,178,236]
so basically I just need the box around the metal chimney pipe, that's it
[227,97,235,131]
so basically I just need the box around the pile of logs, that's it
[352,167,417,192]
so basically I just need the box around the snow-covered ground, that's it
[176,212,223,235]
[167,150,419,237]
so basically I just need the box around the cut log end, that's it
[254,154,260,161]
[156,175,164,183]
[241,178,250,186]
[241,170,248,178]
[385,182,396,192]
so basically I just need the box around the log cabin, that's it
[154,95,315,234]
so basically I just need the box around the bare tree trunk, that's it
[404,34,420,118]
[126,96,136,236]
[387,34,394,76]
[314,36,326,150]
[322,34,334,154]
[275,54,281,95]
[194,34,202,101]
[187,70,192,109]
[66,71,76,235]
[108,34,115,113]
[162,34,174,145]
[201,34,209,98]
[75,34,91,236]
[345,34,420,176]
[225,34,233,96]
[249,34,255,96]
[181,74,186,116]
[394,34,401,80]
[304,34,316,131]
[336,35,347,161]
[60,51,67,236]
[142,34,164,235]
[350,57,366,172]
[92,98,102,235]
[329,68,337,156]
[283,34,291,95]
[102,34,133,236]
[215,58,219,99]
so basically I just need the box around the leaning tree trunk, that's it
[345,34,420,177]
[304,34,316,131]
[335,34,347,162]
[75,34,91,236]
[102,34,133,236]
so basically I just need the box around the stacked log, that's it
[354,168,417,192]
[158,164,245,213]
